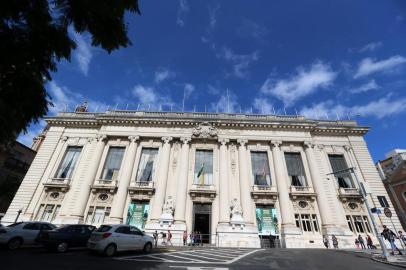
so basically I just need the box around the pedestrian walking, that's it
[332,235,338,249]
[381,225,403,255]
[167,230,173,246]
[355,238,360,249]
[358,234,366,249]
[189,231,194,246]
[153,230,158,247]
[323,235,329,248]
[183,230,188,246]
[399,231,406,246]
[161,231,167,245]
[366,235,373,249]
[193,231,199,246]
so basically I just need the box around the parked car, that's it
[0,221,56,250]
[87,224,154,256]
[38,224,96,252]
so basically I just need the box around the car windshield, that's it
[55,225,71,232]
[96,225,112,232]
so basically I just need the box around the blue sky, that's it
[19,0,406,162]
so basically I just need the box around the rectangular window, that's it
[284,153,307,187]
[363,216,371,233]
[346,215,354,232]
[136,148,158,182]
[55,146,82,179]
[312,214,319,232]
[301,214,312,232]
[86,206,94,224]
[87,206,111,225]
[295,214,300,228]
[328,155,354,189]
[251,152,271,186]
[101,147,125,180]
[353,215,365,233]
[194,150,213,185]
[377,196,390,208]
[35,204,45,220]
[41,204,55,222]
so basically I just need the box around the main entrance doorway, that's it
[193,203,211,244]
[126,201,149,229]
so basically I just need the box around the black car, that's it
[39,224,96,252]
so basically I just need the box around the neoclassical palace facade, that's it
[3,110,402,248]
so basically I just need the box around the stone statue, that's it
[162,197,174,215]
[230,198,243,217]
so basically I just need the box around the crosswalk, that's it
[115,248,260,264]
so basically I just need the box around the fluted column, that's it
[150,136,173,221]
[304,141,333,229]
[109,136,139,223]
[73,134,107,218]
[174,137,191,223]
[271,140,296,233]
[237,139,254,224]
[219,138,230,224]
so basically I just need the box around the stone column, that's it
[150,136,173,221]
[218,138,230,224]
[174,137,191,223]
[304,141,334,230]
[72,134,107,218]
[109,136,139,223]
[237,139,254,224]
[271,140,297,233]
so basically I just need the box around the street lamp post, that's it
[328,167,388,260]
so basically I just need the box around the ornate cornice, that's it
[45,111,369,136]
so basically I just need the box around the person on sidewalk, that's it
[153,230,158,247]
[323,235,329,248]
[183,230,188,246]
[332,235,338,249]
[366,235,373,249]
[399,231,406,246]
[167,230,173,246]
[381,225,403,255]
[161,231,167,246]
[355,238,360,249]
[358,234,366,249]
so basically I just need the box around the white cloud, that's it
[71,31,93,76]
[253,98,273,114]
[354,55,406,78]
[183,83,195,97]
[350,79,380,94]
[260,61,337,107]
[154,68,175,84]
[359,42,383,53]
[217,47,259,78]
[208,4,220,29]
[209,90,239,113]
[300,96,406,119]
[131,85,173,110]
[176,0,189,27]
[237,19,268,40]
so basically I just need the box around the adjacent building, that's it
[0,141,36,219]
[3,110,401,248]
[377,149,406,230]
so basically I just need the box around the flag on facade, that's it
[197,163,205,185]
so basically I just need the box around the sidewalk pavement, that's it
[343,248,406,268]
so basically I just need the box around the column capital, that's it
[61,136,69,142]
[303,141,315,149]
[180,137,191,144]
[316,144,325,151]
[95,134,107,142]
[343,145,352,152]
[237,138,248,146]
[161,136,173,144]
[128,135,140,143]
[270,140,282,148]
[218,138,230,145]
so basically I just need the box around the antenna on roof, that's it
[283,107,287,115]
[239,105,242,114]
[148,104,151,111]
[272,106,276,115]
[335,111,340,120]
[182,88,186,112]
[125,104,129,110]
[114,103,118,110]
[193,105,196,112]
[136,104,140,111]
[295,108,298,116]
[315,111,319,119]
[95,105,99,112]
[324,112,329,119]
[226,88,230,113]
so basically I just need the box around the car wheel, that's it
[104,244,117,257]
[57,242,69,253]
[7,238,22,250]
[143,242,152,253]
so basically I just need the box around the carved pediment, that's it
[192,122,218,139]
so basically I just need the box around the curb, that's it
[371,257,406,269]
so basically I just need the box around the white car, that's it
[0,221,56,250]
[87,224,154,256]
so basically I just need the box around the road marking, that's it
[169,267,229,270]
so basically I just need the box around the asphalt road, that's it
[0,247,397,270]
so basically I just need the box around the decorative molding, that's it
[193,122,218,139]
[230,143,237,175]
[303,141,314,149]
[128,135,139,143]
[343,145,352,152]
[162,136,173,144]
[237,138,248,146]
[172,142,180,170]
[180,137,191,144]
[218,138,229,145]
[61,136,69,142]
[95,134,107,142]
[271,140,282,148]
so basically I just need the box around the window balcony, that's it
[338,187,363,202]
[251,185,278,203]
[128,181,155,197]
[189,184,216,202]
[43,178,71,191]
[289,186,317,200]
[91,179,118,193]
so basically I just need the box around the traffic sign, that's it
[384,207,392,218]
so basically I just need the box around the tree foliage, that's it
[0,0,140,144]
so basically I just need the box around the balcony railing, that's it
[91,179,118,192]
[338,187,362,201]
[289,185,316,199]
[251,185,278,202]
[190,183,215,190]
[189,184,216,202]
[252,185,277,193]
[128,181,155,197]
[43,178,71,191]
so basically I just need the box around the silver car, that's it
[0,221,56,250]
[87,224,154,256]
